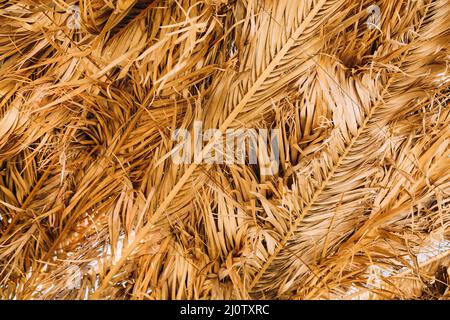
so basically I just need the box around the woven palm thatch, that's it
[0,0,449,300]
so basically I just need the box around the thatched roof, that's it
[0,0,449,299]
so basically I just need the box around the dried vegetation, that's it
[0,0,449,299]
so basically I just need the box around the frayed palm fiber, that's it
[0,0,449,300]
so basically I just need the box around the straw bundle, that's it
[0,0,449,300]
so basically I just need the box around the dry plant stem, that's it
[247,5,417,294]
[296,5,438,298]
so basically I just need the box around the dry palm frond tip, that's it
[0,0,449,300]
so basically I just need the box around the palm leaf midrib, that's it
[247,1,436,295]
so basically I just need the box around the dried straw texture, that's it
[0,0,449,300]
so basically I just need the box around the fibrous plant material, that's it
[0,0,449,300]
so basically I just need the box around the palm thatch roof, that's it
[0,0,449,300]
